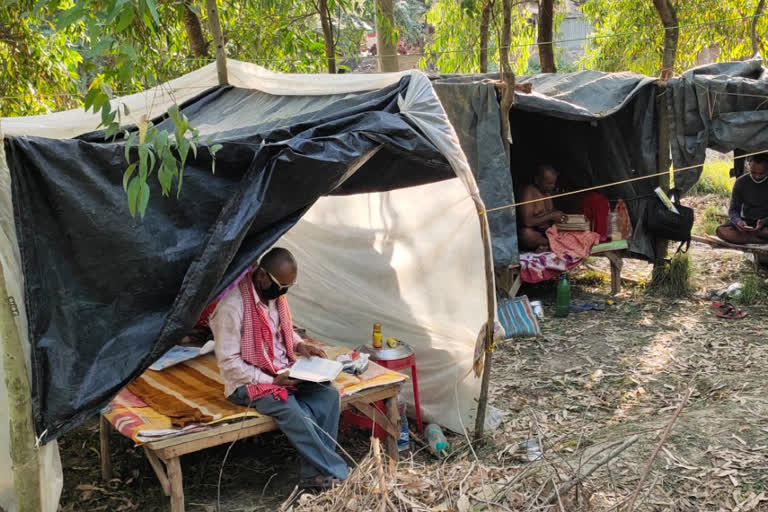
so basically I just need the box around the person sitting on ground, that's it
[518,164,566,251]
[209,247,348,490]
[716,153,768,245]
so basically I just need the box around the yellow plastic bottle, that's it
[372,323,383,348]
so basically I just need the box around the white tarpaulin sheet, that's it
[0,60,490,511]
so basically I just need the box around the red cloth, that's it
[581,191,610,242]
[615,199,633,240]
[546,225,600,260]
[238,275,296,402]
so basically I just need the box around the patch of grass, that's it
[571,269,608,287]
[689,161,733,198]
[647,253,695,298]
[693,206,727,236]
[733,272,768,306]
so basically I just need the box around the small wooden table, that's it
[100,382,402,512]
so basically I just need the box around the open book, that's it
[279,356,343,383]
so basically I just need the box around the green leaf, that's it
[144,0,160,26]
[209,143,223,156]
[123,163,137,191]
[115,7,135,32]
[90,37,114,56]
[105,0,130,24]
[105,122,120,141]
[55,2,85,30]
[100,102,112,126]
[119,44,137,60]
[177,137,190,165]
[168,104,182,126]
[124,134,137,163]
[138,181,150,218]
[138,144,149,180]
[83,88,99,112]
[127,176,140,216]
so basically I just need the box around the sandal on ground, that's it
[714,304,747,319]
[298,475,341,490]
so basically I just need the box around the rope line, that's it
[481,149,767,215]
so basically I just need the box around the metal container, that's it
[356,342,414,361]
[529,300,544,319]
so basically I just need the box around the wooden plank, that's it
[167,456,184,512]
[154,420,277,459]
[99,415,113,481]
[148,416,276,452]
[143,447,171,496]
[591,240,629,254]
[151,384,402,459]
[691,234,768,255]
[384,395,400,465]
[350,401,400,438]
[610,259,621,295]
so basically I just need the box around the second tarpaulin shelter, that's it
[433,70,661,263]
[0,60,494,512]
[667,57,768,192]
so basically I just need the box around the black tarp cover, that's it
[667,58,768,193]
[5,76,467,441]
[435,71,659,260]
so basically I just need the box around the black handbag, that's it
[646,188,694,251]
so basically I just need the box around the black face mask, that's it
[260,280,288,301]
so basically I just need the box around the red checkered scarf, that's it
[238,273,296,402]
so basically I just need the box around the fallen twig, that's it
[543,435,640,505]
[624,387,692,512]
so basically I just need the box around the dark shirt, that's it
[728,175,768,225]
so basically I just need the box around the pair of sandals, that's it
[711,301,747,319]
[299,475,343,490]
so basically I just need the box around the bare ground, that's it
[57,216,768,511]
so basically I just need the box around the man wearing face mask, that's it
[716,153,768,245]
[518,164,566,251]
[210,247,348,489]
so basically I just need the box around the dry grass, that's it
[57,197,768,512]
[647,253,695,298]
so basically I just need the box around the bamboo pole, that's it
[205,0,228,86]
[474,0,514,441]
[0,263,42,512]
[473,211,497,441]
[655,82,671,262]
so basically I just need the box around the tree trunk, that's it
[537,0,556,73]
[0,263,42,512]
[183,3,209,57]
[752,0,766,57]
[204,0,228,85]
[652,0,678,81]
[479,0,492,73]
[475,0,515,442]
[317,0,336,73]
[375,0,399,72]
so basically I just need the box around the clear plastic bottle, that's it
[425,423,450,457]
[555,273,570,318]
[607,211,622,241]
[397,394,409,452]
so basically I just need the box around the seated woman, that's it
[716,154,768,245]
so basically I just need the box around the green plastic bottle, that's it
[555,273,570,318]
